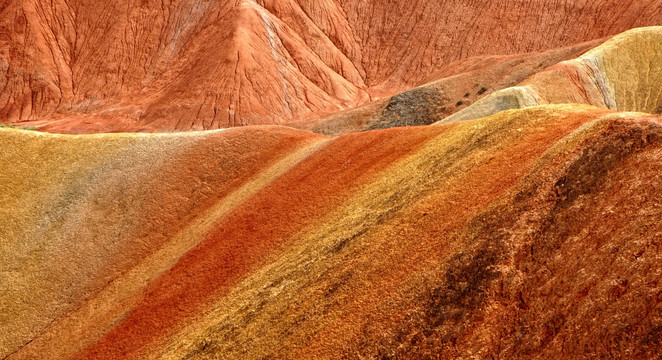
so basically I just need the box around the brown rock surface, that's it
[2,0,662,132]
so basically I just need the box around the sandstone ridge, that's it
[439,26,662,124]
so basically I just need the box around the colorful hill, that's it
[2,3,662,359]
[440,26,662,124]
[289,39,604,136]
[2,0,662,132]
[297,26,662,135]
[2,104,661,359]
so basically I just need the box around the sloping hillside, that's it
[289,39,603,136]
[2,105,661,359]
[2,4,662,360]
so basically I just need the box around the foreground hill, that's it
[2,0,662,131]
[2,104,661,359]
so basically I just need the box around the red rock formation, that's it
[2,0,662,132]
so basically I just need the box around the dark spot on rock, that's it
[641,325,662,346]
[329,228,368,254]
[610,279,629,299]
[552,124,653,208]
[425,246,500,328]
[541,312,566,346]
[366,86,449,130]
[517,291,529,310]
[534,122,661,255]
[324,271,352,297]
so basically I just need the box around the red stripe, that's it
[76,125,450,359]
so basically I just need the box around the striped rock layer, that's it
[439,26,662,124]
[301,26,662,135]
[2,104,661,359]
[290,39,604,136]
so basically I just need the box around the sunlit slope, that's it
[0,126,326,358]
[153,106,662,359]
[157,106,662,358]
[3,104,661,359]
[581,26,662,114]
[441,26,662,123]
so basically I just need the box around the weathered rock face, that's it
[296,26,662,135]
[2,105,661,359]
[2,0,662,132]
[0,0,371,131]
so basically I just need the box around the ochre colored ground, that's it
[3,104,661,359]
[0,126,324,357]
[76,125,449,359]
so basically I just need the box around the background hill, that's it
[2,0,662,132]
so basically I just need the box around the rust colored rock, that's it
[2,0,662,132]
[2,2,662,359]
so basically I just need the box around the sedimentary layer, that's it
[299,26,662,135]
[289,39,603,136]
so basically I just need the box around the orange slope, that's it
[74,124,450,359]
[153,106,662,359]
[0,125,324,358]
